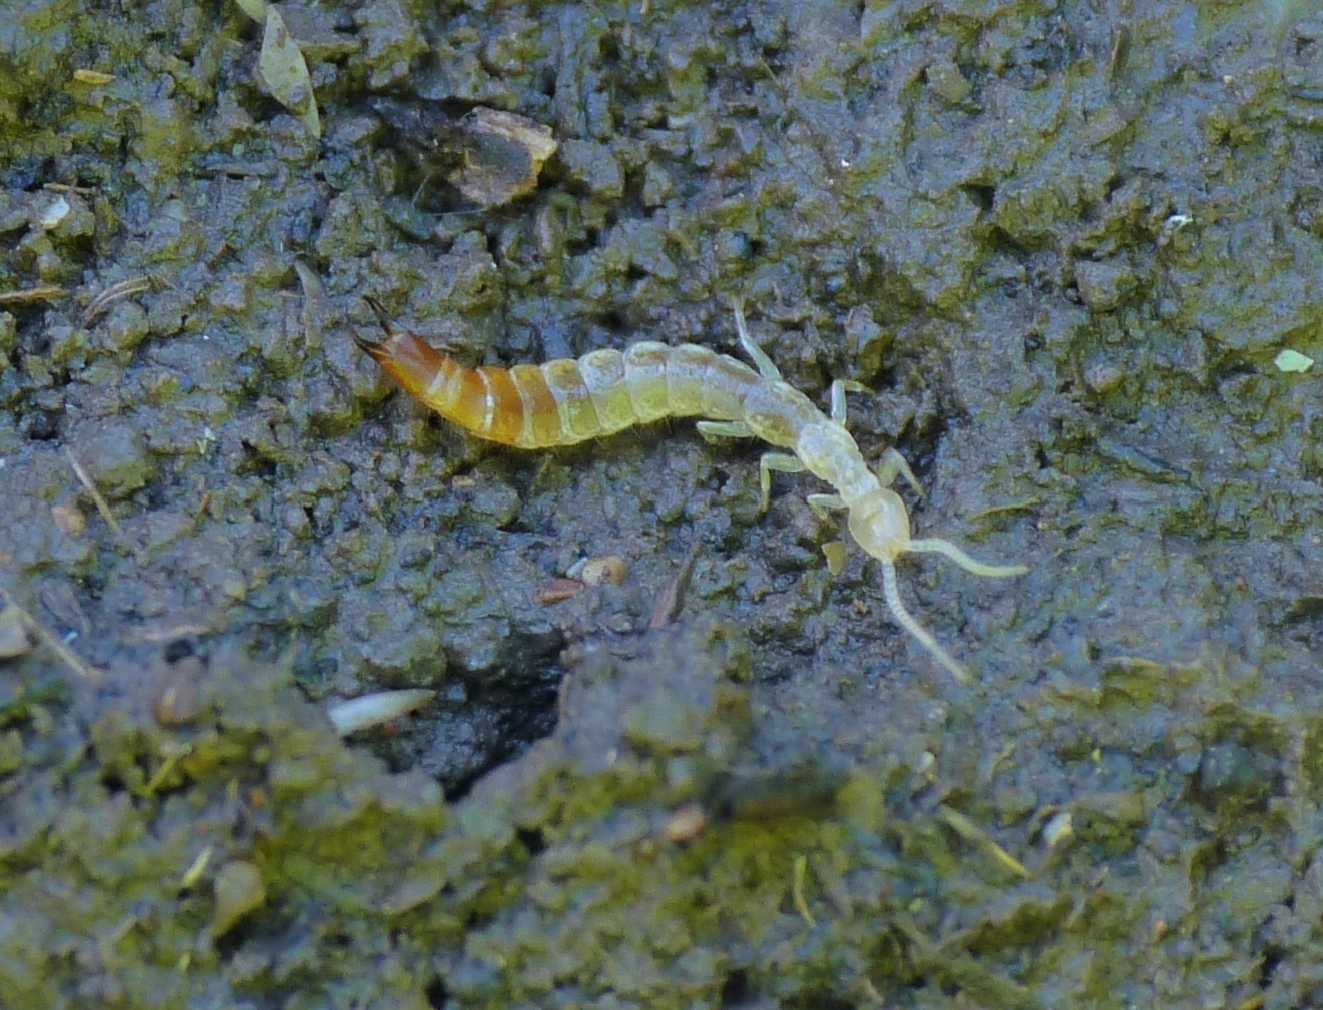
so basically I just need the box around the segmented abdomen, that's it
[365,327,762,448]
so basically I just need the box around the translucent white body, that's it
[359,298,1028,681]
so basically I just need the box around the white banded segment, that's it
[663,344,712,414]
[577,348,635,434]
[502,342,763,445]
[622,342,672,422]
[356,298,1027,683]
[540,357,597,441]
[476,367,495,432]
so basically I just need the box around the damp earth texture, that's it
[3,2,1323,1008]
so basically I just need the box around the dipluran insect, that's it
[355,298,1026,682]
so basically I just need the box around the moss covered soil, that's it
[4,1,1323,1007]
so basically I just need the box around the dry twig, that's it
[65,446,124,542]
[0,285,66,305]
[0,588,101,682]
[83,275,151,324]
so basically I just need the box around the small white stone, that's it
[1274,349,1314,373]
[1042,811,1074,848]
[40,196,70,229]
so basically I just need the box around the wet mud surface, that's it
[4,1,1323,1007]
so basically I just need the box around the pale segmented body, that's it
[356,299,1026,680]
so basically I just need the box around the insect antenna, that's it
[879,560,970,684]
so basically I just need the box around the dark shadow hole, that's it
[516,827,546,857]
[164,639,194,663]
[425,975,449,1008]
[961,183,996,211]
[720,970,750,1007]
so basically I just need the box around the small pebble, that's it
[578,555,628,586]
[0,607,31,659]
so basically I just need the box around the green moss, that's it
[3,0,1323,1006]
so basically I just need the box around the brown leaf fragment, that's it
[534,579,584,605]
[449,108,557,207]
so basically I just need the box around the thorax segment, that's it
[796,421,877,504]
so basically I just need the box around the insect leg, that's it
[806,493,846,520]
[759,451,804,512]
[696,420,755,443]
[731,299,782,381]
[876,447,925,498]
[829,380,869,425]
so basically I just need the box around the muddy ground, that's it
[3,0,1323,1007]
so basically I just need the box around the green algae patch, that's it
[0,646,452,1008]
[4,0,1323,1005]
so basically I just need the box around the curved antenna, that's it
[880,560,969,684]
[907,538,1028,578]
